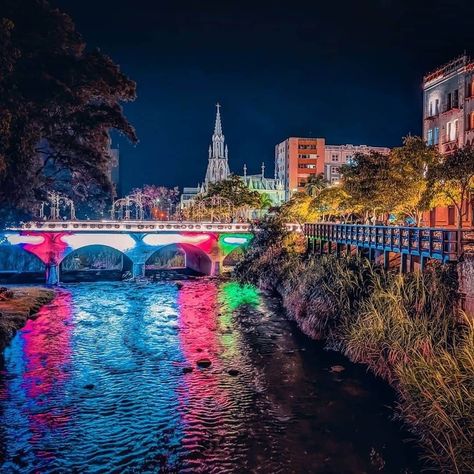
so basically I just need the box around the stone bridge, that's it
[0,220,267,284]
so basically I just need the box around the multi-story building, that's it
[423,54,474,154]
[275,137,326,200]
[422,55,474,227]
[324,144,390,184]
[275,138,390,199]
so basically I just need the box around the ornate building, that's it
[205,103,230,184]
[181,103,285,209]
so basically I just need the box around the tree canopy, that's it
[0,0,137,218]
[205,174,262,210]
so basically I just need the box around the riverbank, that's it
[234,223,474,473]
[0,287,55,350]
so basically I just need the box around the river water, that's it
[0,280,420,473]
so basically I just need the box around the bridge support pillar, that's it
[420,255,428,271]
[346,244,352,257]
[132,262,146,278]
[400,253,408,274]
[383,251,390,270]
[45,264,60,286]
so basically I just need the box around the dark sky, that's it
[54,0,474,193]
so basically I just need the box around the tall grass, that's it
[235,223,474,472]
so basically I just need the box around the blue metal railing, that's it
[303,223,469,262]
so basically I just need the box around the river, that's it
[0,279,421,473]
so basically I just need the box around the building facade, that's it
[423,54,474,154]
[422,55,474,227]
[275,137,326,200]
[180,104,285,209]
[324,144,390,185]
[275,138,390,199]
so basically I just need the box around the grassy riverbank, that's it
[235,221,474,473]
[0,287,55,350]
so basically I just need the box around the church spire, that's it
[205,102,230,185]
[214,102,223,136]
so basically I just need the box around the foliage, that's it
[259,192,273,209]
[235,222,472,472]
[0,0,137,218]
[131,184,180,217]
[339,150,397,222]
[389,136,444,225]
[428,144,474,229]
[315,186,354,221]
[205,174,262,210]
[279,192,319,224]
[304,173,328,197]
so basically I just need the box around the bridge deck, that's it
[11,220,301,233]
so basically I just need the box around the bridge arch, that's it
[60,244,133,280]
[145,243,213,276]
[0,245,45,281]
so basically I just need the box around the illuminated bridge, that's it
[0,220,265,284]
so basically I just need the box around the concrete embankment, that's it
[0,287,55,350]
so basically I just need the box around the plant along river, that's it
[0,280,421,473]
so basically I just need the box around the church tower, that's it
[205,103,230,184]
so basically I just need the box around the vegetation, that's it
[235,218,474,472]
[0,0,137,220]
[0,286,54,350]
[281,137,474,227]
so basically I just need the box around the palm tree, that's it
[259,192,273,210]
[305,173,328,197]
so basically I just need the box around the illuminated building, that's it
[275,137,326,200]
[181,104,285,209]
[422,55,474,227]
[423,54,474,154]
[275,138,389,199]
[323,144,390,185]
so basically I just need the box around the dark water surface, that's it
[0,280,420,473]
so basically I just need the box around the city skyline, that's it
[55,0,474,193]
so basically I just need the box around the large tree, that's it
[0,0,137,219]
[390,136,442,225]
[340,150,398,223]
[428,144,474,233]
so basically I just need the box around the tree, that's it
[340,151,398,223]
[428,144,474,234]
[205,174,262,216]
[315,186,353,222]
[304,173,328,197]
[389,136,442,225]
[0,0,137,219]
[130,185,180,217]
[279,192,319,224]
[259,192,273,210]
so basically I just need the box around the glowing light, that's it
[222,236,249,245]
[61,233,136,252]
[4,234,45,245]
[143,233,211,246]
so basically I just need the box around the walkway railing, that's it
[304,223,474,263]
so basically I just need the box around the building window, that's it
[331,154,339,161]
[446,119,459,142]
[427,129,433,145]
[453,89,459,108]
[331,166,339,174]
[469,112,474,131]
[435,98,440,114]
[434,127,439,145]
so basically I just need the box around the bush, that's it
[235,226,473,472]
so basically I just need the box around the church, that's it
[180,104,285,208]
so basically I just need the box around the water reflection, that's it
[0,280,420,473]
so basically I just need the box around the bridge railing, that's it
[303,223,472,262]
[12,220,302,233]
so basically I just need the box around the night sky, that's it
[54,0,474,193]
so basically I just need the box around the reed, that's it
[235,222,473,472]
